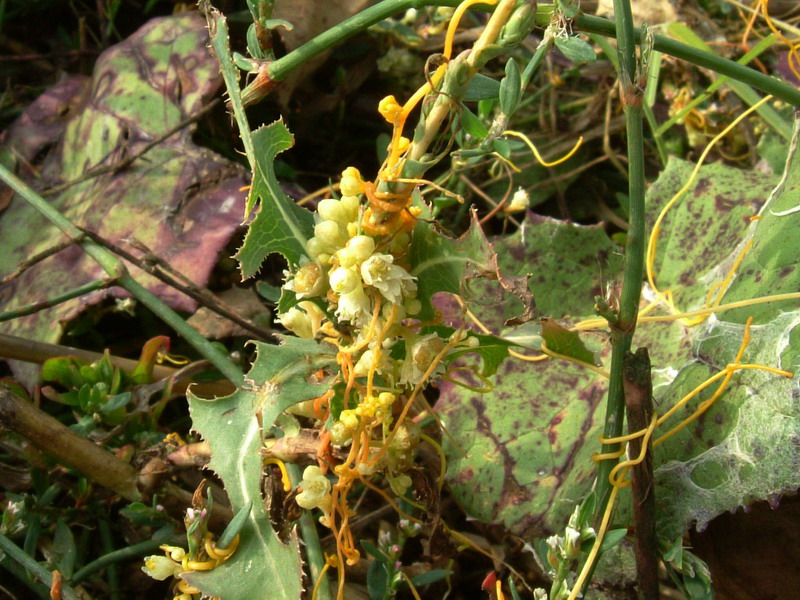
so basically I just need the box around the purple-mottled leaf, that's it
[0,14,248,382]
[439,144,800,541]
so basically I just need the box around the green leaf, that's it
[99,391,131,413]
[439,123,800,544]
[0,14,249,386]
[499,58,521,116]
[423,325,515,377]
[556,0,580,19]
[409,569,450,587]
[651,124,800,537]
[42,357,89,390]
[463,73,500,102]
[540,317,596,365]
[367,560,390,600]
[236,120,315,277]
[409,211,534,326]
[52,520,76,579]
[461,106,489,140]
[599,528,628,553]
[218,501,252,550]
[256,281,282,303]
[185,337,337,600]
[554,36,596,64]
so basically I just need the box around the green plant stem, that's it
[0,532,80,600]
[0,164,244,386]
[574,13,800,109]
[70,537,173,585]
[0,555,51,600]
[267,0,463,83]
[594,0,646,553]
[286,463,333,600]
[98,520,121,600]
[0,278,116,323]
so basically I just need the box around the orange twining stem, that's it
[313,389,334,421]
[317,430,333,474]
[369,333,460,467]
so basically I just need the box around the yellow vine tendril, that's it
[572,318,792,600]
[645,95,773,321]
[263,457,291,492]
[502,130,584,168]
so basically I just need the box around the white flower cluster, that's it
[275,166,455,524]
[278,167,421,334]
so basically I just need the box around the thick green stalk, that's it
[594,0,646,532]
[0,164,244,386]
[575,13,800,109]
[267,0,463,82]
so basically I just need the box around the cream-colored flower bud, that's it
[329,420,352,445]
[347,235,375,262]
[306,237,325,260]
[329,267,360,295]
[314,221,347,249]
[278,301,324,339]
[340,195,361,221]
[340,167,365,197]
[378,392,396,407]
[404,298,422,315]
[336,248,358,268]
[352,349,375,378]
[339,410,359,430]
[278,307,313,339]
[317,199,348,224]
[506,187,530,212]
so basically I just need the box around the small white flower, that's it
[401,8,418,24]
[336,284,371,323]
[352,347,391,378]
[361,253,416,304]
[399,333,445,385]
[278,301,325,339]
[296,466,332,513]
[564,526,581,558]
[285,262,326,298]
[142,555,182,581]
